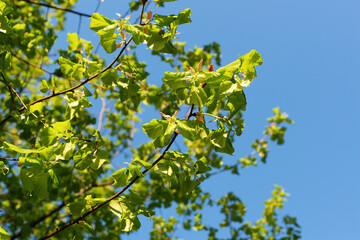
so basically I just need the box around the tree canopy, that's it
[0,0,300,239]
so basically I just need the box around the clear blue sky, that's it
[58,0,360,239]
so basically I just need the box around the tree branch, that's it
[19,0,92,18]
[10,53,53,75]
[0,36,133,127]
[9,180,114,239]
[0,157,18,162]
[39,105,195,240]
[0,73,45,126]
[0,72,15,122]
[11,52,108,91]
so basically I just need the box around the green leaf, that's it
[0,51,11,71]
[123,24,149,45]
[29,102,44,115]
[67,32,80,52]
[218,80,238,96]
[225,90,246,119]
[152,122,176,148]
[153,8,191,27]
[209,129,227,148]
[177,8,192,25]
[39,127,58,146]
[112,168,129,187]
[0,226,10,240]
[239,50,263,81]
[142,119,169,139]
[216,59,241,80]
[91,149,108,170]
[73,151,94,170]
[101,69,118,87]
[163,71,191,90]
[40,79,49,93]
[195,157,212,174]
[189,86,207,107]
[52,120,71,132]
[33,172,49,200]
[4,141,38,155]
[90,13,116,32]
[98,24,118,53]
[54,141,75,161]
[67,200,86,217]
[84,41,94,56]
[121,216,141,232]
[19,157,43,167]
[48,169,59,186]
[109,198,128,218]
[58,56,84,80]
[83,86,92,97]
[20,168,49,200]
[20,168,34,193]
[132,159,152,169]
[215,137,234,155]
[176,120,196,140]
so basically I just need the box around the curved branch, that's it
[19,0,92,18]
[1,73,45,126]
[9,180,114,239]
[0,36,133,127]
[20,36,133,110]
[0,72,15,123]
[39,105,195,240]
[10,53,53,75]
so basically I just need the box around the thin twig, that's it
[19,0,92,18]
[11,52,52,75]
[39,103,194,239]
[0,37,133,127]
[11,52,108,90]
[209,135,269,176]
[0,72,15,111]
[93,0,102,13]
[9,180,114,239]
[0,157,18,162]
[77,15,82,34]
[0,73,45,126]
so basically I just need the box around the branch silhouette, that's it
[19,0,92,18]
[0,36,133,127]
[39,104,195,240]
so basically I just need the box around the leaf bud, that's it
[209,63,214,72]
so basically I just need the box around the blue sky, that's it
[58,0,360,239]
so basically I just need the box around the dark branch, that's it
[0,157,18,162]
[9,180,114,239]
[0,72,15,122]
[19,0,92,18]
[39,104,195,239]
[0,73,46,126]
[0,37,133,127]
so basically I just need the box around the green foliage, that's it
[0,0,299,239]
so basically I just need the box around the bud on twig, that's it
[147,10,153,22]
[197,59,203,71]
[116,42,123,48]
[209,63,214,72]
